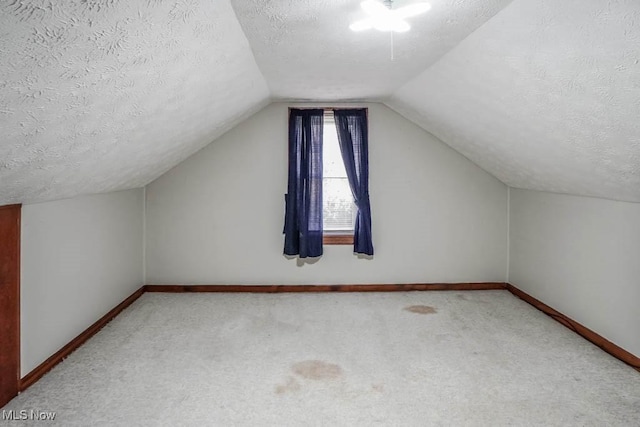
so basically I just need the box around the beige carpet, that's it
[3,290,640,426]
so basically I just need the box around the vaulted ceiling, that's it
[387,0,640,202]
[1,0,639,205]
[0,0,269,204]
[231,0,511,100]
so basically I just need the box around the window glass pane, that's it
[323,177,355,231]
[323,115,355,231]
[323,121,347,178]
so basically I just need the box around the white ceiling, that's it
[388,0,640,202]
[231,0,512,100]
[1,0,639,205]
[0,0,269,204]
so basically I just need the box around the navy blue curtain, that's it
[283,109,324,258]
[334,109,374,255]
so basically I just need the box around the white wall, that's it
[509,188,640,357]
[146,103,508,285]
[21,189,144,375]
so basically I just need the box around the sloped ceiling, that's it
[0,0,269,205]
[387,0,640,202]
[2,0,639,205]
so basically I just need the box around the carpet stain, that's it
[404,305,437,315]
[292,360,342,380]
[372,383,384,392]
[456,294,468,301]
[275,376,301,394]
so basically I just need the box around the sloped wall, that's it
[509,188,640,357]
[21,189,144,375]
[0,0,270,205]
[145,103,508,285]
[387,0,640,203]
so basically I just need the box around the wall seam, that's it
[506,186,511,282]
[142,186,147,287]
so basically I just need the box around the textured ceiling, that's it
[0,0,269,205]
[3,0,638,205]
[230,0,513,100]
[387,0,640,202]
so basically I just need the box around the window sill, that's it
[323,234,354,245]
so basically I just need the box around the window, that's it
[322,111,355,245]
[284,107,373,257]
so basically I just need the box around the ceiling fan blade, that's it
[394,2,431,18]
[361,0,389,17]
[350,18,373,31]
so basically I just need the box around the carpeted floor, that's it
[3,290,639,426]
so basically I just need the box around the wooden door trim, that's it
[0,204,20,408]
[0,204,21,211]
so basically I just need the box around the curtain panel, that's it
[283,109,324,258]
[334,109,374,255]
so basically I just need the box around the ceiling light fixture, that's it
[350,0,431,33]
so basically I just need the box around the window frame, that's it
[323,233,354,245]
